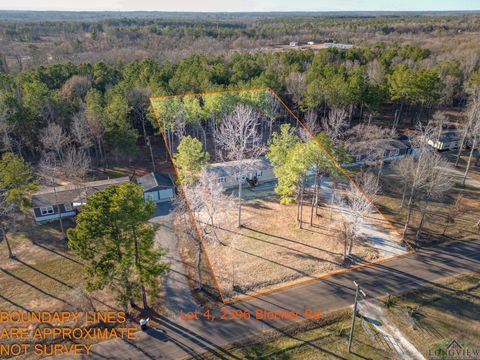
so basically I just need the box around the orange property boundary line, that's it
[149,87,416,306]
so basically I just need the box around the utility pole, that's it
[348,281,366,353]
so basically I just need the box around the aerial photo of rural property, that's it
[0,1,479,359]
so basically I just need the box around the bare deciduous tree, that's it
[395,123,455,240]
[37,152,66,236]
[262,95,281,140]
[394,155,417,209]
[179,175,233,290]
[299,109,321,142]
[414,155,454,241]
[39,122,71,160]
[461,94,480,185]
[85,108,106,168]
[366,59,385,85]
[60,75,92,102]
[36,146,90,237]
[127,87,156,170]
[71,111,94,151]
[348,123,395,179]
[340,172,380,257]
[61,146,91,182]
[215,104,263,227]
[184,175,233,245]
[455,91,480,169]
[285,72,306,106]
[322,107,348,144]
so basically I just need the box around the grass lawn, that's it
[0,216,123,331]
[195,271,480,359]
[207,194,380,299]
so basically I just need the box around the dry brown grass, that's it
[203,194,381,299]
[0,216,129,330]
[385,272,480,355]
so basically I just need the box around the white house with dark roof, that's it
[137,172,175,203]
[31,177,130,223]
[348,138,417,166]
[202,156,275,190]
[426,129,462,151]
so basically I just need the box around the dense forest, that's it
[1,12,480,70]
[0,43,478,161]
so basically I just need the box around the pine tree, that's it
[0,152,37,258]
[67,183,169,310]
[174,135,210,184]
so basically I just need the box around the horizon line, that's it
[1,9,480,13]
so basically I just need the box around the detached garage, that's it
[138,172,175,203]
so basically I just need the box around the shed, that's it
[138,172,175,203]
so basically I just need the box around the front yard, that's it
[179,178,408,300]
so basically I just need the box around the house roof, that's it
[32,177,130,208]
[138,172,174,192]
[350,138,407,155]
[398,134,415,148]
[438,130,460,143]
[203,157,271,179]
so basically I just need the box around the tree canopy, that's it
[174,135,210,184]
[67,183,169,309]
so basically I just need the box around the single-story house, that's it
[138,172,175,203]
[348,138,416,166]
[203,156,276,190]
[426,130,461,151]
[32,177,130,223]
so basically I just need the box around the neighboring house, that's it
[323,42,354,49]
[203,156,276,190]
[426,130,461,151]
[348,138,417,166]
[138,172,175,203]
[289,41,299,47]
[32,177,130,223]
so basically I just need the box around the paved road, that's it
[66,239,480,360]
[150,211,198,317]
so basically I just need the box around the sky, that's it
[1,0,479,12]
